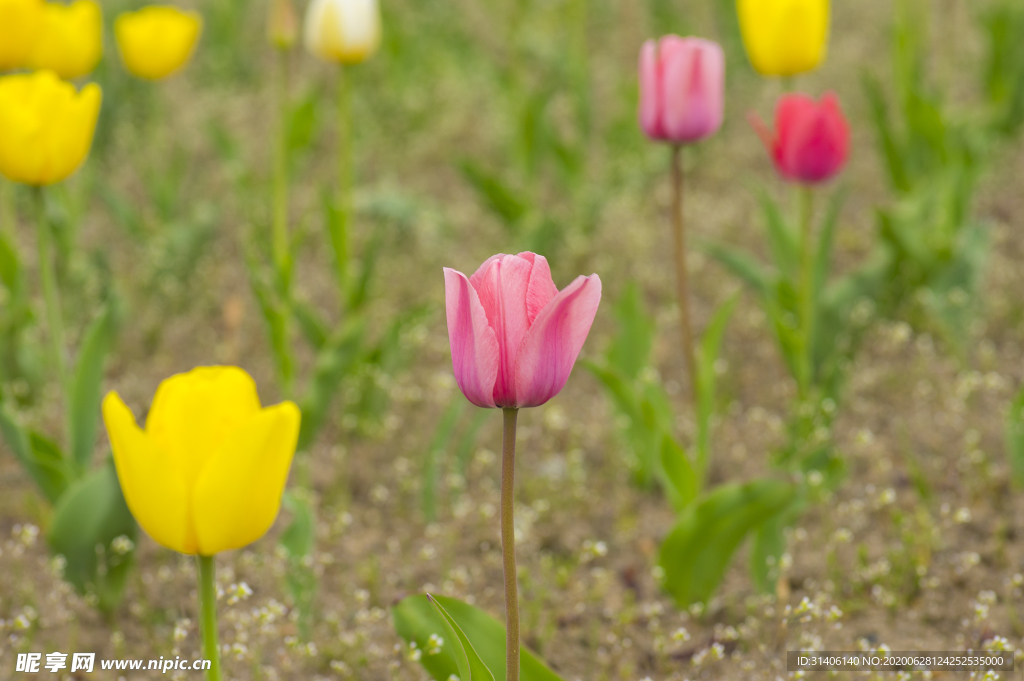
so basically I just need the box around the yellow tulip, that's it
[736,0,829,77]
[304,0,381,65]
[102,367,301,556]
[115,5,203,81]
[0,0,44,71]
[29,0,103,79]
[0,71,101,186]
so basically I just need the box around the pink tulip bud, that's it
[639,35,725,145]
[444,252,602,410]
[750,92,850,184]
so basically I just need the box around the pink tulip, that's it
[444,252,602,410]
[749,92,851,184]
[639,35,725,144]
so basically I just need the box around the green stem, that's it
[501,408,520,681]
[797,186,815,398]
[332,64,352,300]
[670,146,698,405]
[272,47,294,398]
[197,555,223,681]
[32,188,67,392]
[0,178,13,236]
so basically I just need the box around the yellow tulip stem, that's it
[781,75,794,92]
[0,179,13,236]
[501,407,520,681]
[32,187,68,392]
[797,185,815,399]
[197,555,223,681]
[333,65,352,301]
[273,47,295,398]
[670,146,698,406]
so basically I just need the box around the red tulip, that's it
[639,35,725,145]
[750,92,850,184]
[444,252,602,409]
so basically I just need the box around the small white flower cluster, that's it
[579,539,608,563]
[226,581,253,605]
[426,633,445,655]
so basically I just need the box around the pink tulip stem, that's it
[273,47,295,398]
[501,407,521,681]
[196,555,223,681]
[670,146,699,405]
[333,65,352,298]
[797,186,815,397]
[32,188,68,393]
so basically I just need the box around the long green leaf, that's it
[428,595,495,681]
[702,241,772,296]
[297,320,366,451]
[0,405,71,503]
[660,435,697,511]
[48,460,136,612]
[393,594,563,681]
[68,306,114,472]
[695,294,738,477]
[758,191,799,278]
[658,479,796,607]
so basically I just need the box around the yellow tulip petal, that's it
[0,71,101,186]
[29,0,103,79]
[102,392,196,554]
[0,0,44,71]
[192,401,301,555]
[115,5,203,80]
[145,366,263,487]
[737,0,829,77]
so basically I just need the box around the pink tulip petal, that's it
[514,273,602,409]
[444,268,499,408]
[469,254,534,407]
[663,38,724,142]
[518,251,559,324]
[639,40,663,140]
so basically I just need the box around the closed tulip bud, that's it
[737,0,829,77]
[444,252,602,410]
[750,92,850,184]
[29,0,103,80]
[0,71,101,186]
[115,6,203,81]
[639,36,725,145]
[268,0,298,50]
[102,367,301,556]
[304,0,381,65]
[0,0,44,71]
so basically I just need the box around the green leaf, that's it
[606,282,654,380]
[702,240,772,296]
[758,191,798,278]
[0,404,71,503]
[458,160,529,233]
[862,73,911,192]
[68,306,115,472]
[279,491,316,558]
[48,461,136,612]
[660,435,697,511]
[658,479,796,607]
[293,298,330,350]
[749,496,804,594]
[392,594,564,681]
[428,595,495,681]
[287,90,320,156]
[297,320,365,452]
[422,399,467,522]
[0,229,21,292]
[695,294,738,476]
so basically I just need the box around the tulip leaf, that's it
[297,320,366,452]
[606,282,655,381]
[0,404,71,504]
[279,491,315,558]
[660,435,697,512]
[68,306,115,472]
[695,293,738,477]
[458,159,529,234]
[750,495,805,594]
[658,478,796,607]
[392,594,564,681]
[1007,384,1024,489]
[48,460,136,613]
[427,594,495,681]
